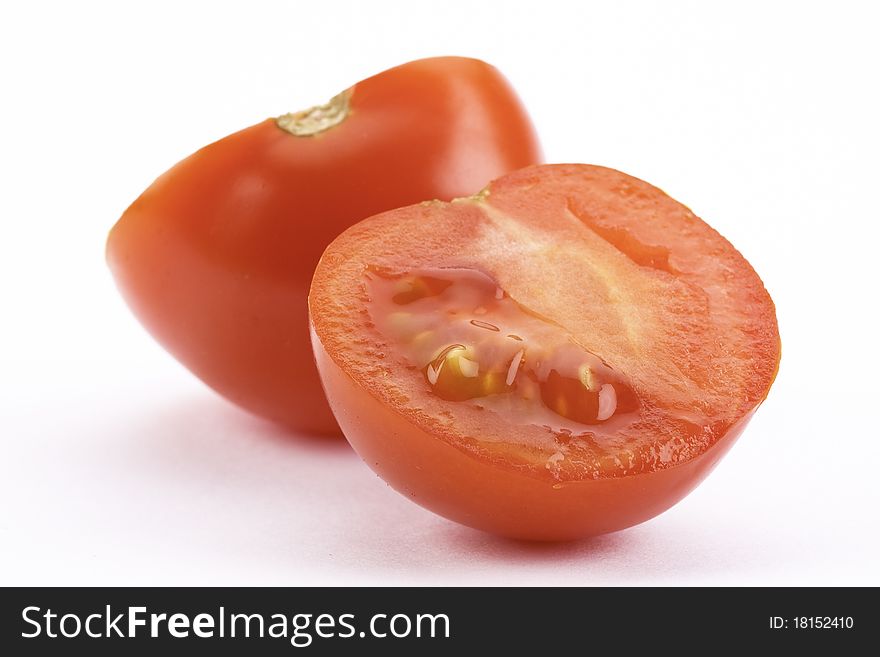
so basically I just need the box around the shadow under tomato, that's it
[323,489,801,585]
[395,507,793,585]
[107,392,791,585]
[206,396,352,447]
[117,391,355,472]
[447,527,636,559]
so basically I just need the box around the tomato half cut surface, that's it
[310,164,780,540]
[106,56,541,436]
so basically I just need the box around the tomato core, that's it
[365,267,638,430]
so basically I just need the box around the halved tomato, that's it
[106,57,541,435]
[310,164,780,540]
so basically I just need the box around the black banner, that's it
[0,587,872,654]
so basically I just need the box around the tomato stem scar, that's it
[276,89,351,136]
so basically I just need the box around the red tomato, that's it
[106,57,542,435]
[309,164,780,540]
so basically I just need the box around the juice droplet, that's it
[597,384,617,421]
[506,349,524,386]
[470,319,500,332]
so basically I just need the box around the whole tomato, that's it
[107,57,542,435]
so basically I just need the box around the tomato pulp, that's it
[106,57,542,435]
[310,164,780,540]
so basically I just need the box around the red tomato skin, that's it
[312,329,750,541]
[106,57,542,435]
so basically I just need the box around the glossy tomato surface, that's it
[309,164,780,540]
[107,57,541,435]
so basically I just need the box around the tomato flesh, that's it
[310,164,780,539]
[106,57,541,435]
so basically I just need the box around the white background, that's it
[2,0,878,586]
